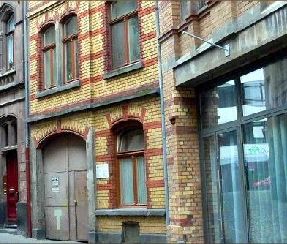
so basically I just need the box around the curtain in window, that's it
[120,158,134,205]
[44,51,51,88]
[65,41,73,80]
[111,22,125,68]
[219,131,247,243]
[128,17,140,63]
[137,157,147,204]
[243,116,287,243]
[204,136,222,243]
[7,34,14,67]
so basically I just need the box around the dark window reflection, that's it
[201,80,237,128]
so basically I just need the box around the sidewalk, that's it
[0,233,79,243]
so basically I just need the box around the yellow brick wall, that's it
[28,1,159,116]
[30,96,166,235]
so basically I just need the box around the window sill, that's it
[103,61,143,80]
[36,79,80,99]
[1,145,17,152]
[95,208,165,217]
[0,69,16,78]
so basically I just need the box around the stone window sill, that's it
[36,80,80,99]
[95,208,165,217]
[0,69,16,78]
[103,61,143,80]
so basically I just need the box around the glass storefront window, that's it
[201,55,287,243]
[243,116,287,243]
[201,80,237,128]
[241,69,266,116]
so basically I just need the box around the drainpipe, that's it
[155,1,170,227]
[23,1,32,237]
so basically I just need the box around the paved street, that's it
[0,233,78,243]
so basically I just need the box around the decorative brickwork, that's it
[28,0,165,241]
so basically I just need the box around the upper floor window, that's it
[42,25,56,89]
[117,126,147,206]
[6,14,14,70]
[109,0,140,69]
[180,0,208,20]
[63,15,79,82]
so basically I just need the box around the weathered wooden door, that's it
[43,134,88,241]
[6,151,18,224]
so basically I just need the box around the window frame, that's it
[115,126,147,207]
[41,25,56,90]
[62,15,79,83]
[198,53,287,243]
[108,0,140,70]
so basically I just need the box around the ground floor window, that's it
[200,54,287,243]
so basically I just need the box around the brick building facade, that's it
[27,1,166,243]
[0,0,27,236]
[158,0,287,243]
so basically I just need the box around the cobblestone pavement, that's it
[0,233,79,243]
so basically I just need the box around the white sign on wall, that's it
[51,177,60,192]
[96,164,109,179]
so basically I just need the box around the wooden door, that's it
[6,151,18,223]
[43,134,88,241]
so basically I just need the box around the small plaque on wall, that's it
[96,164,109,179]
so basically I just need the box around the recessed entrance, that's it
[43,134,88,241]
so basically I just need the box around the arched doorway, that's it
[43,133,88,241]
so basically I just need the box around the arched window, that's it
[63,15,78,82]
[42,25,56,89]
[6,14,14,70]
[117,126,147,206]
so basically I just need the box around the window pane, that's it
[201,80,237,128]
[243,116,287,243]
[128,17,140,63]
[119,129,144,152]
[180,0,190,20]
[263,57,287,110]
[241,57,287,115]
[111,0,137,20]
[7,34,14,67]
[137,157,147,204]
[43,26,55,46]
[241,69,266,116]
[6,15,15,33]
[218,131,248,243]
[111,22,125,68]
[120,159,134,205]
[65,16,77,37]
[75,40,79,78]
[65,41,73,81]
[203,136,222,243]
[44,51,51,88]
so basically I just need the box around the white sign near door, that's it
[96,164,109,179]
[51,177,60,192]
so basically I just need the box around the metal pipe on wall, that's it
[23,0,32,237]
[155,0,170,227]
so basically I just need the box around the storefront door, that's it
[43,134,88,241]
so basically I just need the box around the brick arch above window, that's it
[59,10,77,24]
